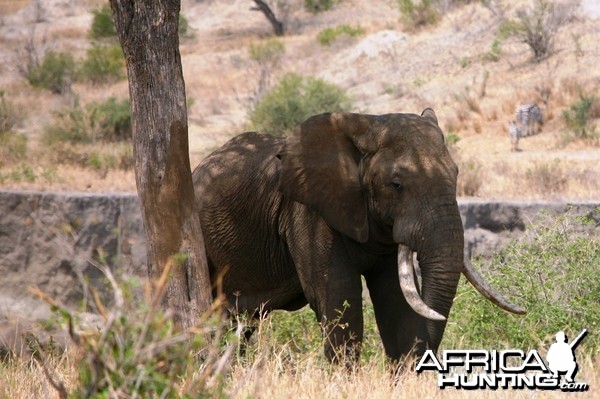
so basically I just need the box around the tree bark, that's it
[110,0,212,330]
[252,0,284,36]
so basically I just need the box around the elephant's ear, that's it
[421,108,439,126]
[278,113,376,243]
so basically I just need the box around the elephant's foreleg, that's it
[321,269,364,366]
[365,263,420,363]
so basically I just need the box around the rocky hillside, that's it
[0,0,598,198]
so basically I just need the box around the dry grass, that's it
[1,344,597,398]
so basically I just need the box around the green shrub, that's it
[90,4,116,41]
[305,0,338,14]
[248,39,285,66]
[41,98,132,174]
[79,44,125,84]
[446,210,600,354]
[562,91,598,140]
[25,51,76,94]
[43,103,89,145]
[250,73,352,136]
[317,24,365,46]
[88,97,132,141]
[445,132,461,147]
[43,97,131,145]
[397,0,439,29]
[179,14,193,39]
[483,38,502,62]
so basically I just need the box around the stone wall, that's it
[0,190,597,322]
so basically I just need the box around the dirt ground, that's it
[0,0,598,198]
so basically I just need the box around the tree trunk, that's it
[110,0,213,330]
[252,0,284,36]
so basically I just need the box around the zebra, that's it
[515,103,543,137]
[508,120,522,152]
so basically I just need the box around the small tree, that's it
[251,0,284,36]
[511,0,569,62]
[248,39,285,106]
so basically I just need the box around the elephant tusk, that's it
[398,245,446,321]
[463,256,527,315]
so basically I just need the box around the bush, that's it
[500,0,569,62]
[43,97,131,145]
[178,14,193,39]
[397,0,439,29]
[248,39,285,66]
[562,91,598,140]
[446,210,600,354]
[43,103,89,145]
[25,51,76,94]
[88,97,132,141]
[30,267,235,398]
[78,44,125,84]
[250,74,351,136]
[41,98,132,175]
[90,4,116,41]
[483,38,502,62]
[305,0,338,14]
[317,24,365,46]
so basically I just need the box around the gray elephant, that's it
[192,109,524,364]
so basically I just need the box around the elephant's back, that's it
[192,132,283,204]
[192,132,300,312]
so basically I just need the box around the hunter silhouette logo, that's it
[546,329,587,384]
[415,329,590,391]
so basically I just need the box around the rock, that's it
[0,191,146,322]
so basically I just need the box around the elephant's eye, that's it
[391,178,404,192]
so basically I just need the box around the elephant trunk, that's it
[397,209,526,326]
[396,206,465,348]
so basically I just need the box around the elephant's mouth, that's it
[397,244,526,320]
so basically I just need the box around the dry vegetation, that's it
[1,1,599,396]
[0,0,598,198]
[1,347,598,398]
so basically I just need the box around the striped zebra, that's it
[509,120,522,152]
[515,103,543,137]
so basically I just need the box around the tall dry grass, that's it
[1,339,597,398]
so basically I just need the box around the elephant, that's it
[192,109,525,365]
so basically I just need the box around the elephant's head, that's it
[278,110,524,349]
